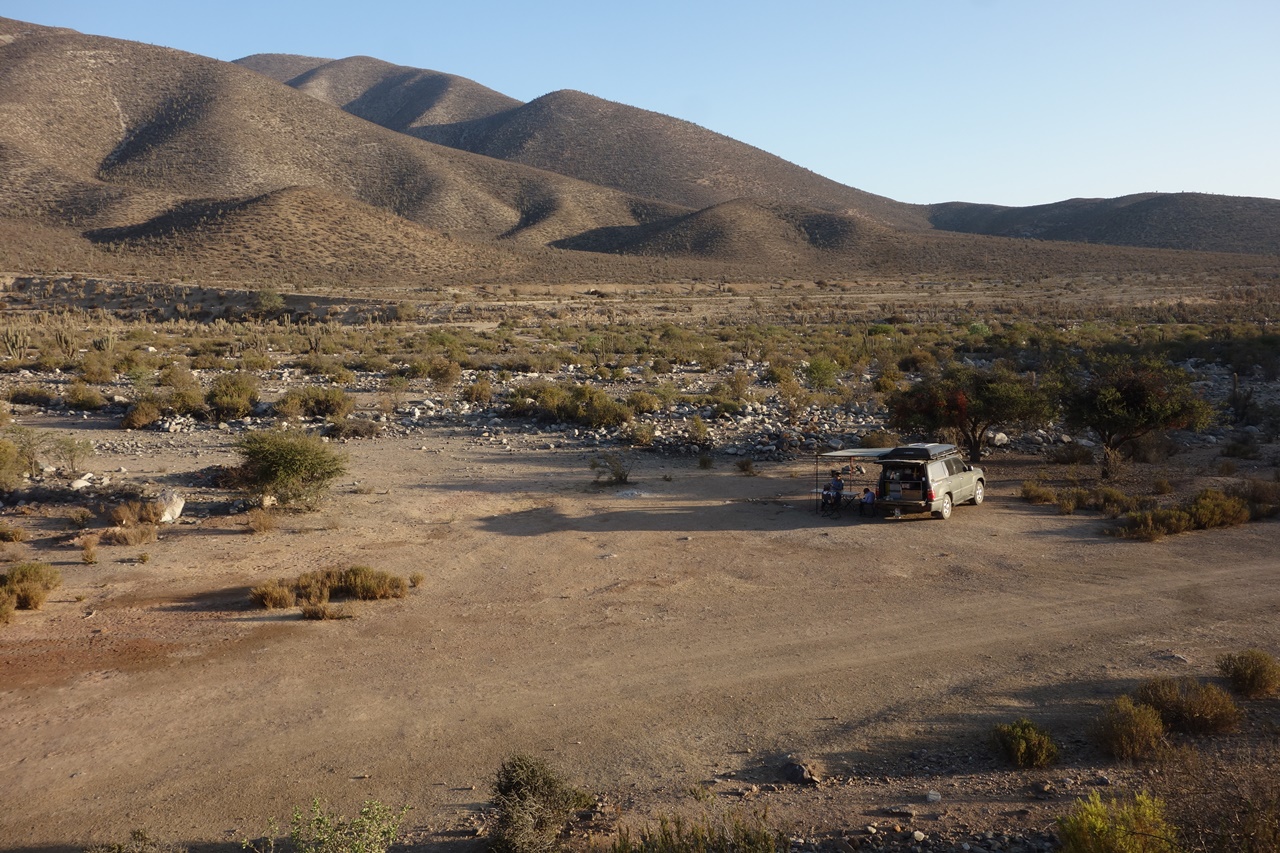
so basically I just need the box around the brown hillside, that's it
[235,54,522,131]
[929,193,1280,256]
[230,53,332,82]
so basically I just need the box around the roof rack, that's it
[877,443,959,462]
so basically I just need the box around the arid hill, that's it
[2,16,1276,290]
[928,192,1280,256]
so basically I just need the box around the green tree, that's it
[887,363,1053,463]
[1063,356,1213,477]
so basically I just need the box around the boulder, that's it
[152,490,185,523]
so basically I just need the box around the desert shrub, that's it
[1133,676,1240,735]
[1229,477,1280,520]
[610,813,787,853]
[206,372,260,420]
[246,508,278,534]
[1220,435,1262,460]
[687,414,710,445]
[326,418,381,440]
[462,377,494,406]
[1047,443,1095,465]
[3,561,61,592]
[590,452,633,484]
[250,579,297,610]
[110,500,164,527]
[1111,508,1194,541]
[121,400,162,430]
[489,754,592,853]
[52,436,95,472]
[1152,478,1174,495]
[275,387,354,419]
[1056,791,1179,853]
[409,571,425,588]
[157,362,199,390]
[236,431,347,509]
[425,356,462,387]
[67,507,93,529]
[0,588,15,624]
[1057,487,1090,515]
[0,521,25,542]
[859,430,899,449]
[0,438,23,490]
[1127,432,1180,464]
[85,828,187,853]
[698,454,714,469]
[1090,695,1166,761]
[164,387,206,416]
[286,798,407,853]
[626,390,662,415]
[1216,649,1280,699]
[100,525,158,546]
[1184,489,1250,530]
[1152,741,1280,853]
[64,381,108,411]
[624,421,656,447]
[1021,480,1058,504]
[736,458,758,476]
[991,717,1059,768]
[78,351,117,384]
[340,565,408,600]
[8,384,59,407]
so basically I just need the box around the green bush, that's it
[8,384,59,407]
[1133,676,1240,735]
[206,372,260,420]
[274,387,355,419]
[489,754,592,853]
[1217,649,1280,699]
[286,798,408,853]
[1111,508,1194,541]
[1230,477,1280,520]
[0,438,23,490]
[1021,480,1058,505]
[1185,489,1250,529]
[859,430,899,449]
[1057,791,1180,853]
[1090,695,1166,761]
[236,431,347,509]
[991,717,1059,768]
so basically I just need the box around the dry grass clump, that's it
[250,579,297,610]
[110,500,165,527]
[327,418,381,439]
[1,561,62,611]
[0,521,26,542]
[121,400,162,430]
[1152,741,1280,853]
[610,813,787,853]
[101,524,159,546]
[1113,489,1251,540]
[250,566,409,613]
[1089,695,1166,761]
[301,602,350,620]
[1132,676,1241,735]
[0,588,16,624]
[1021,480,1058,504]
[246,507,278,534]
[85,828,187,853]
[1216,649,1280,699]
[991,717,1059,768]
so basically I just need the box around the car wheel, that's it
[935,494,953,520]
[971,481,984,505]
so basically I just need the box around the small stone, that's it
[912,830,926,842]
[926,790,942,803]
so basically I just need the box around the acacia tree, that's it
[887,363,1053,463]
[1063,356,1213,477]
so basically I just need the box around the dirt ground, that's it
[1,424,1278,852]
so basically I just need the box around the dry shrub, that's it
[121,401,162,430]
[1056,487,1089,515]
[1152,742,1280,853]
[100,524,158,546]
[858,430,899,449]
[1089,695,1166,761]
[1133,676,1241,735]
[2,561,62,601]
[409,571,425,588]
[1216,649,1280,699]
[1185,488,1251,529]
[0,588,15,624]
[1229,476,1280,520]
[327,418,381,439]
[250,579,297,610]
[65,381,108,411]
[1111,508,1194,541]
[341,565,408,600]
[1047,443,1095,465]
[246,508,278,534]
[85,828,187,853]
[489,754,592,853]
[1021,480,1057,504]
[991,717,1059,768]
[0,522,25,542]
[301,602,349,620]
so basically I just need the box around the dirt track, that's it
[1,432,1278,850]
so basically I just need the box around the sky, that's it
[7,0,1279,207]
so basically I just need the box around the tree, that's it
[887,363,1053,463]
[1063,356,1213,477]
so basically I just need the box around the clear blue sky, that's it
[8,0,1279,207]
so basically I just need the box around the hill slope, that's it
[929,193,1280,255]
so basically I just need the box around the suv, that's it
[874,443,984,520]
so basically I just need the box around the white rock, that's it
[153,490,185,523]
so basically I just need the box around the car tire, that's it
[971,481,984,505]
[935,494,953,520]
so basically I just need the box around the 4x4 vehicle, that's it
[874,443,984,520]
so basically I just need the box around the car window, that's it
[945,457,964,476]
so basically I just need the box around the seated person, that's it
[821,471,844,513]
[858,487,876,516]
